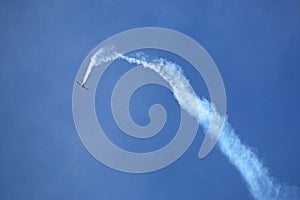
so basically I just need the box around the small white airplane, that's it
[76,81,89,90]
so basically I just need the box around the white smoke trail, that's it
[82,48,300,200]
[82,46,120,85]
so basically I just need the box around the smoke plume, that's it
[81,48,300,200]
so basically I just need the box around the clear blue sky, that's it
[0,0,300,199]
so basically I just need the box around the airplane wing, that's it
[82,85,89,90]
[76,81,89,90]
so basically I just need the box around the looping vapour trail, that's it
[82,48,300,200]
[82,46,120,85]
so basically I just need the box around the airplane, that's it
[76,81,89,90]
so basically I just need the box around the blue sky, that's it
[0,0,300,199]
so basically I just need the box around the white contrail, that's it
[82,46,120,85]
[81,48,300,200]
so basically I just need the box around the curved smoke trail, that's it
[82,48,300,200]
[82,47,120,85]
